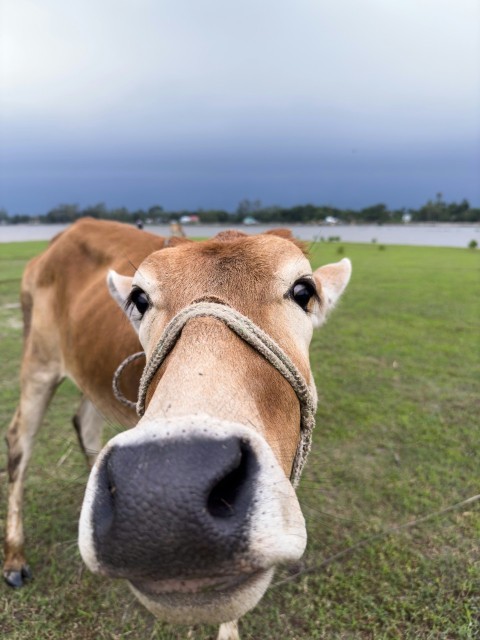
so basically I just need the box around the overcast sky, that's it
[1,0,479,214]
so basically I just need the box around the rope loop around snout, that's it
[112,300,317,486]
[112,351,146,410]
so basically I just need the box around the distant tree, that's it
[236,199,262,217]
[81,203,107,219]
[390,207,406,222]
[466,207,480,222]
[286,205,318,223]
[413,193,448,222]
[447,199,470,222]
[359,203,389,224]
[198,209,230,223]
[147,205,165,223]
[13,197,479,226]
[109,207,133,222]
[341,208,357,223]
[255,205,283,223]
[0,208,8,223]
[412,195,475,223]
[9,214,32,224]
[45,203,79,223]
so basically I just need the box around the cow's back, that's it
[22,218,166,423]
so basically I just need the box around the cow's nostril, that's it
[207,443,251,519]
[90,437,258,579]
[92,455,116,540]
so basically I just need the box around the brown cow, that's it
[4,218,351,640]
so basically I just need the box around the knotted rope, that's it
[113,300,317,486]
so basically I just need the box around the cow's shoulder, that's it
[28,218,167,287]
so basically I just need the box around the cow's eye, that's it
[128,288,150,316]
[291,279,317,311]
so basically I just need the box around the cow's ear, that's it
[108,270,144,333]
[107,270,133,309]
[264,228,308,255]
[312,258,351,327]
[166,236,193,247]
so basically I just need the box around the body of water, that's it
[1,222,479,248]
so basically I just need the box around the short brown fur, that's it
[3,219,349,639]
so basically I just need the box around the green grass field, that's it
[0,239,479,639]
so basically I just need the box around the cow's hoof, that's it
[4,565,32,588]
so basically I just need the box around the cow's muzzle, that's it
[79,417,306,622]
[86,435,257,580]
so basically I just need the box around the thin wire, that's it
[272,493,480,588]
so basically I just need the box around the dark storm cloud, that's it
[1,0,479,213]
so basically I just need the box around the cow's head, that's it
[79,230,351,624]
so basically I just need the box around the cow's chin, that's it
[129,567,274,625]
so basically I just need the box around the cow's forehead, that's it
[137,235,311,306]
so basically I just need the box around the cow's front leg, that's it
[217,621,240,640]
[72,396,104,467]
[4,366,61,587]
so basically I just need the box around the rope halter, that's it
[113,300,318,487]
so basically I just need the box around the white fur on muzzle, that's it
[79,415,307,624]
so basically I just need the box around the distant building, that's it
[179,215,199,224]
[324,216,339,225]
